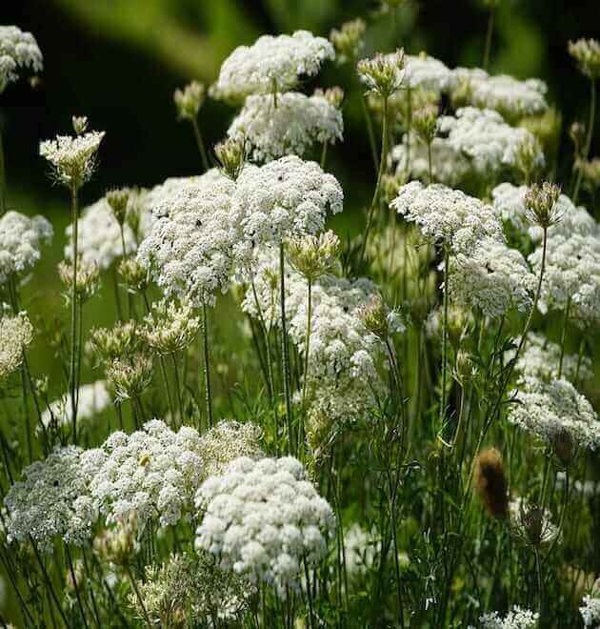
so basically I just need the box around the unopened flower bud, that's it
[357,49,405,98]
[412,104,438,143]
[106,187,131,225]
[174,81,205,121]
[214,136,246,180]
[524,181,561,229]
[568,39,600,80]
[287,231,341,282]
[329,19,366,64]
[72,116,88,135]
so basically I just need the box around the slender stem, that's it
[359,91,379,174]
[190,118,209,172]
[573,79,596,203]
[301,279,312,410]
[31,538,69,626]
[69,185,80,444]
[202,302,213,428]
[126,565,152,627]
[427,140,433,184]
[534,547,543,617]
[404,88,412,175]
[279,243,294,454]
[557,297,571,378]
[171,354,184,424]
[483,8,495,71]
[359,96,389,265]
[65,545,89,629]
[320,142,328,170]
[0,126,6,215]
[439,248,450,433]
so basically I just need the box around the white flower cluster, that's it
[88,419,204,528]
[4,446,100,550]
[211,31,334,102]
[492,182,597,240]
[0,25,43,93]
[228,92,343,162]
[508,378,600,450]
[195,456,335,592]
[437,107,544,178]
[529,231,600,323]
[242,249,386,422]
[391,181,503,253]
[580,595,600,628]
[453,68,548,120]
[139,158,342,306]
[479,605,539,629]
[343,523,380,578]
[0,310,34,380]
[404,53,455,94]
[0,211,53,284]
[66,197,139,269]
[142,298,201,355]
[449,238,535,317]
[40,380,111,433]
[511,332,592,384]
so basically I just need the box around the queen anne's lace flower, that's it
[4,446,101,550]
[0,211,53,284]
[344,524,381,578]
[508,378,600,450]
[0,310,33,380]
[89,420,204,528]
[227,92,343,162]
[211,31,334,103]
[492,182,596,240]
[391,181,503,252]
[508,497,559,547]
[448,238,535,317]
[511,332,592,384]
[403,53,455,94]
[479,605,539,628]
[195,456,335,592]
[40,380,111,433]
[580,595,600,628]
[0,26,43,93]
[453,68,548,120]
[528,231,600,323]
[437,107,544,179]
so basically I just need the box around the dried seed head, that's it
[214,136,246,180]
[509,498,558,547]
[174,80,206,121]
[329,19,366,64]
[105,187,132,225]
[568,39,600,80]
[524,181,562,229]
[357,49,405,99]
[474,448,509,519]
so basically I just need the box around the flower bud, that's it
[214,136,246,180]
[329,19,366,64]
[173,81,206,121]
[524,181,561,229]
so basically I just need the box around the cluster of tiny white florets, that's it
[437,107,544,178]
[40,380,111,433]
[137,170,240,307]
[448,238,535,318]
[453,68,548,120]
[227,92,343,162]
[197,420,263,477]
[528,231,600,323]
[0,211,53,284]
[195,456,335,593]
[492,182,596,240]
[0,25,43,93]
[0,310,34,380]
[479,605,539,629]
[580,595,600,628]
[391,181,503,253]
[343,523,381,578]
[138,158,342,306]
[210,31,334,103]
[4,446,100,551]
[508,378,600,450]
[88,419,204,528]
[511,332,592,384]
[403,53,455,94]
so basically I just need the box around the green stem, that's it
[557,297,571,378]
[126,565,152,627]
[191,117,210,173]
[573,79,596,203]
[69,185,80,444]
[202,302,213,428]
[279,243,294,454]
[359,95,389,266]
[171,354,184,424]
[0,126,6,215]
[483,9,495,71]
[65,544,89,629]
[439,248,450,433]
[427,140,433,184]
[359,91,379,174]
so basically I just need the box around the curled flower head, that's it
[142,299,201,355]
[105,187,133,225]
[287,230,341,281]
[174,80,206,121]
[568,38,600,80]
[524,181,561,229]
[357,49,405,98]
[0,310,34,380]
[58,257,100,303]
[509,497,558,548]
[214,136,247,180]
[106,353,153,402]
[329,19,366,64]
[39,124,105,190]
